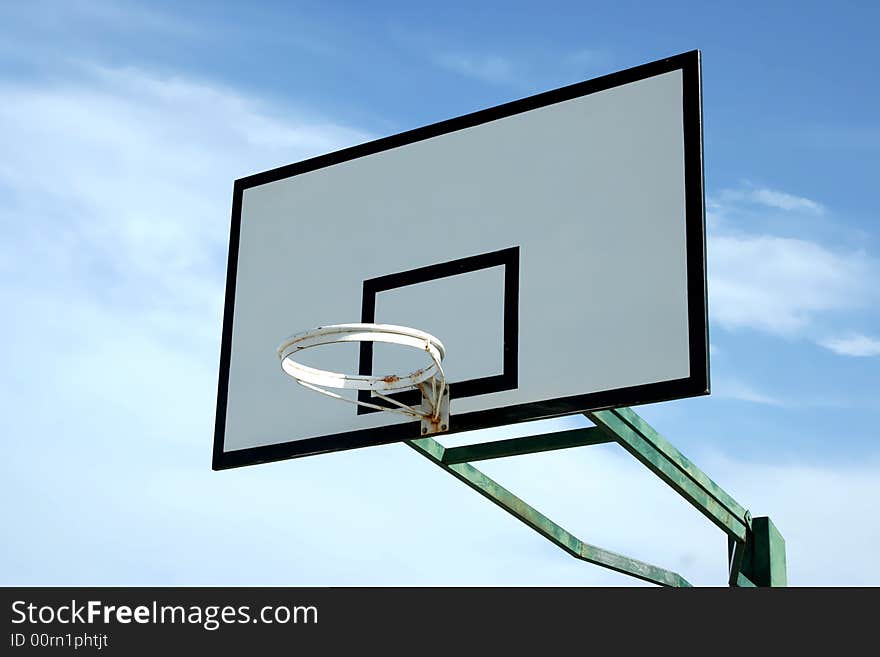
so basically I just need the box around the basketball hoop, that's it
[277,323,450,434]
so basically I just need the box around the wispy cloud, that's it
[0,0,198,43]
[819,334,880,357]
[707,182,877,351]
[471,444,880,585]
[412,34,608,89]
[0,66,369,333]
[751,188,825,214]
[435,52,520,86]
[0,65,370,458]
[712,378,786,406]
[719,185,824,214]
[698,452,880,585]
[709,234,873,335]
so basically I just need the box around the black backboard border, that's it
[213,50,708,470]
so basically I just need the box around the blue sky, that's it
[1,1,878,586]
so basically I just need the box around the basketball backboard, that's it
[213,50,708,470]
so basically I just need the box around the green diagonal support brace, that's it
[408,435,691,587]
[610,408,749,522]
[587,409,750,542]
[442,426,611,464]
[406,406,784,587]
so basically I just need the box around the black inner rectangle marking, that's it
[358,246,519,414]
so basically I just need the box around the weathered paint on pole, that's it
[740,516,787,587]
[587,409,750,542]
[406,406,785,587]
[441,426,611,464]
[408,435,691,587]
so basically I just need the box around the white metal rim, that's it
[277,323,446,392]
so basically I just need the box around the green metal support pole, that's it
[442,426,611,464]
[408,435,691,587]
[406,406,785,587]
[587,409,750,542]
[603,407,750,523]
[740,516,787,586]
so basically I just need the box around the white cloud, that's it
[712,378,785,406]
[0,65,369,349]
[0,66,371,515]
[62,0,194,36]
[709,234,873,335]
[700,452,880,585]
[430,46,609,88]
[751,188,825,214]
[565,48,605,71]
[2,61,878,587]
[10,401,880,585]
[820,334,880,357]
[719,186,824,214]
[7,400,880,585]
[435,52,520,86]
[707,182,879,361]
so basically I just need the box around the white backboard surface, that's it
[214,51,708,469]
